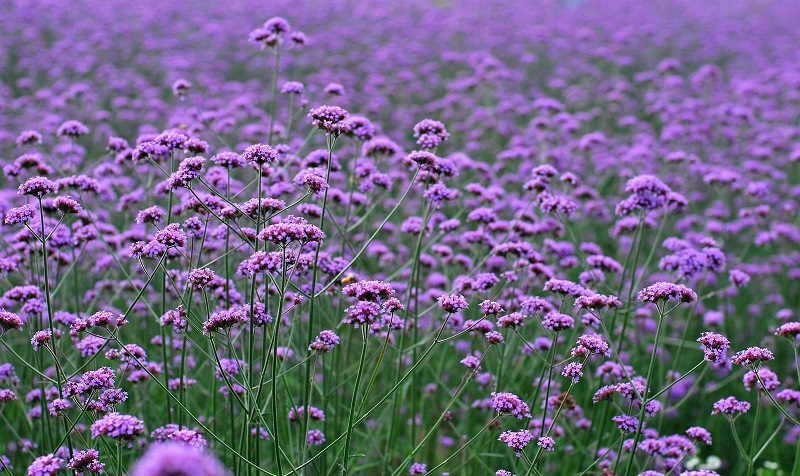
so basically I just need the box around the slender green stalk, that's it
[341,327,369,474]
[624,302,666,475]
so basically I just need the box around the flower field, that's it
[1,1,800,475]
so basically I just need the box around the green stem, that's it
[341,327,369,474]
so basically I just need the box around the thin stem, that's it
[341,327,369,474]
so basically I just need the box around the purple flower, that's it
[637,282,697,303]
[342,280,396,302]
[408,462,427,475]
[130,443,228,476]
[4,204,36,226]
[281,81,304,95]
[731,347,774,367]
[16,130,43,146]
[57,120,90,138]
[171,78,192,97]
[259,216,324,245]
[742,368,780,391]
[479,300,504,316]
[90,412,145,440]
[537,436,555,452]
[728,270,751,287]
[697,332,731,363]
[0,309,24,332]
[575,294,621,309]
[47,398,71,417]
[461,356,481,369]
[490,392,531,419]
[775,322,800,339]
[288,405,326,423]
[309,330,340,353]
[155,223,187,248]
[542,312,575,332]
[686,427,712,445]
[31,331,52,351]
[614,174,672,216]
[27,454,64,476]
[188,268,217,289]
[19,176,59,197]
[498,429,533,456]
[437,293,468,313]
[562,362,584,383]
[202,308,249,335]
[307,429,325,445]
[308,105,350,136]
[571,334,611,358]
[612,414,641,433]
[242,144,279,165]
[711,396,750,416]
[67,448,104,474]
[413,119,449,150]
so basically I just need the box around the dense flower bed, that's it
[1,1,800,475]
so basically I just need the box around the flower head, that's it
[131,443,228,476]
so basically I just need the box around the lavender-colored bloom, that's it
[4,204,36,226]
[308,105,350,136]
[537,436,555,452]
[638,282,697,303]
[685,427,712,445]
[498,430,533,456]
[47,398,71,417]
[575,294,621,309]
[188,268,217,289]
[731,347,774,367]
[562,362,583,383]
[31,330,52,351]
[66,448,104,474]
[90,412,144,440]
[408,462,427,475]
[461,355,481,369]
[480,300,504,316]
[155,223,187,248]
[309,330,340,353]
[0,309,24,332]
[413,119,449,149]
[130,443,228,476]
[437,293,468,313]
[57,120,90,138]
[172,79,192,98]
[544,279,590,298]
[542,312,575,332]
[19,176,58,197]
[281,81,304,95]
[490,392,531,419]
[697,332,730,363]
[742,368,780,391]
[612,414,641,433]
[52,196,82,214]
[136,206,165,224]
[775,322,800,339]
[259,216,324,245]
[17,130,43,146]
[306,429,325,445]
[288,405,326,422]
[711,396,750,416]
[342,280,395,302]
[571,334,611,358]
[242,144,278,165]
[27,454,64,476]
[728,269,751,287]
[497,312,526,329]
[202,308,248,335]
